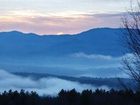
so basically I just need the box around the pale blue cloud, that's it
[0,0,137,34]
[0,0,133,15]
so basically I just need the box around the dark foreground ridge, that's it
[0,89,140,105]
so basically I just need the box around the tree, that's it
[122,1,140,90]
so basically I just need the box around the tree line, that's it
[0,89,140,105]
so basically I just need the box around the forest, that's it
[0,89,140,105]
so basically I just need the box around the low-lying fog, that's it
[0,53,131,78]
[0,70,109,96]
[0,53,133,95]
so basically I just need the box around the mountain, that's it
[0,28,128,75]
[0,28,126,57]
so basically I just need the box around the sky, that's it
[0,0,137,34]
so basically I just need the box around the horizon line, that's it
[0,27,124,36]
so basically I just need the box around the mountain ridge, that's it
[0,28,124,36]
[0,28,126,57]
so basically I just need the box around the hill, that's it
[0,28,125,57]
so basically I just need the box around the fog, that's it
[0,53,133,95]
[0,53,132,78]
[0,70,110,96]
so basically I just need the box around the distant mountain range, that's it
[0,28,127,57]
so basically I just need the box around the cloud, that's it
[71,52,118,60]
[71,52,123,61]
[0,0,137,34]
[0,70,109,96]
[0,12,127,35]
[71,52,134,60]
[0,0,131,14]
[71,53,134,69]
[0,53,133,78]
[67,53,134,78]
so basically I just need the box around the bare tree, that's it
[122,1,140,90]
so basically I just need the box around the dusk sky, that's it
[0,0,136,34]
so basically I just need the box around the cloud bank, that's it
[0,70,109,96]
[0,53,132,78]
[71,52,121,60]
[68,53,133,78]
[0,13,126,35]
[0,0,136,34]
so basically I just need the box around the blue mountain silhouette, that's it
[0,28,126,57]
